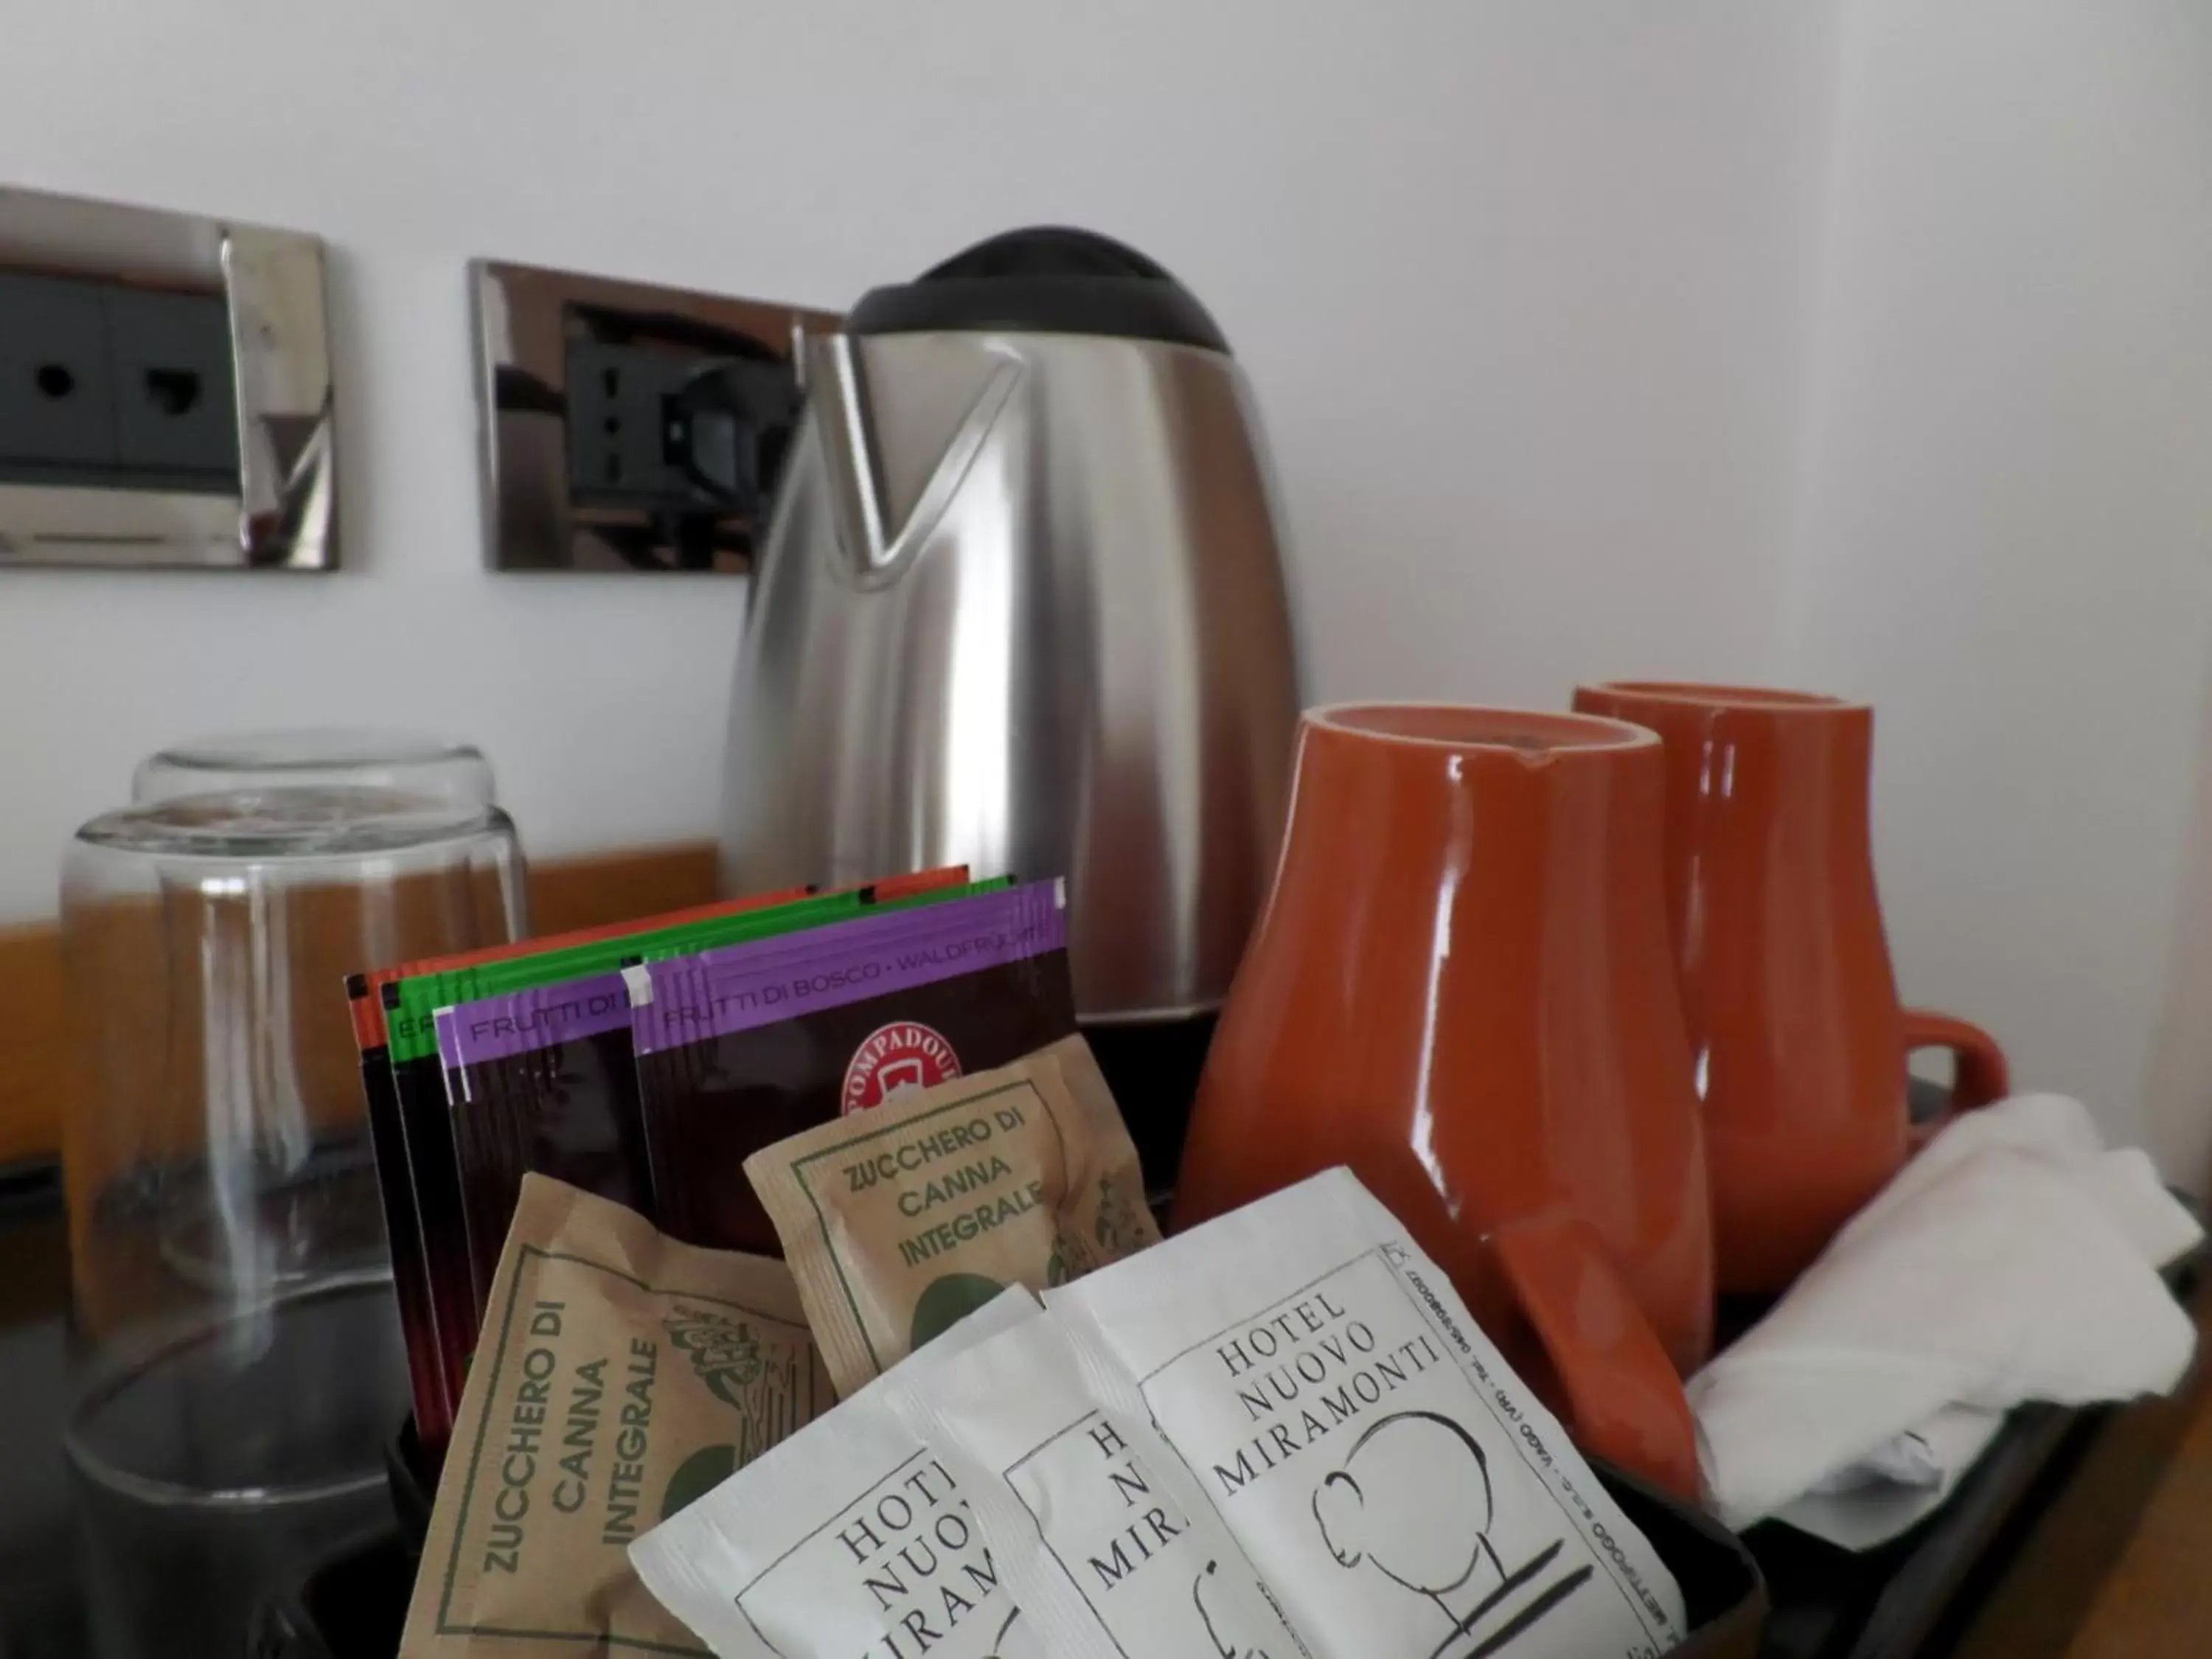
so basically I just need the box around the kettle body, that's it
[721,230,1301,1028]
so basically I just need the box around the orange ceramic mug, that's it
[1571,683,2008,1294]
[1176,706,1713,1498]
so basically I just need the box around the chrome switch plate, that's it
[471,259,838,574]
[0,182,338,571]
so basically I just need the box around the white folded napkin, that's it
[1688,1093,2201,1544]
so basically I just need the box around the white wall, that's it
[0,0,1837,920]
[1779,0,2212,1167]
[10,0,2212,1171]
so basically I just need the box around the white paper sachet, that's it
[629,1289,1047,1659]
[883,1299,1313,1659]
[1048,1168,1687,1659]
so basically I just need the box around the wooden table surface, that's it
[1951,1274,2212,1658]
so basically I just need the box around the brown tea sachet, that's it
[400,1175,832,1658]
[743,1034,1159,1397]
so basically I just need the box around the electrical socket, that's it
[565,341,703,509]
[0,274,237,490]
[0,181,335,568]
[563,340,795,517]
[476,257,831,572]
[105,288,237,485]
[0,271,119,473]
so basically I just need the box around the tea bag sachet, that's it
[1047,1167,1688,1659]
[372,886,835,1444]
[743,1033,1158,1396]
[415,874,980,1310]
[370,871,970,1447]
[880,1298,1311,1659]
[630,1289,1048,1659]
[348,975,456,1447]
[631,879,1077,1259]
[400,1176,833,1658]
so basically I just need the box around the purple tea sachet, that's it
[629,878,1078,1255]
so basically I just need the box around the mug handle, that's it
[1490,1214,1702,1501]
[1902,1008,2009,1152]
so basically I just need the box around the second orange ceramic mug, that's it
[1573,682,2008,1294]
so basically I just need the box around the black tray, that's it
[1604,1461,1767,1658]
[1742,1213,2205,1658]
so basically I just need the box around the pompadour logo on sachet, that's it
[843,1020,963,1114]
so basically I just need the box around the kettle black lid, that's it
[846,226,1231,355]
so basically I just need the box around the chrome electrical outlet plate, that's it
[0,183,338,571]
[471,260,839,574]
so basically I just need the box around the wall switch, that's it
[0,271,119,473]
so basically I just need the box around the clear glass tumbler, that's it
[131,728,496,810]
[59,787,525,1659]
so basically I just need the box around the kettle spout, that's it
[802,330,1022,580]
[804,332,894,573]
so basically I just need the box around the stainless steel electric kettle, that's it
[720,227,1301,1173]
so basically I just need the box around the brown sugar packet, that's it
[400,1175,832,1658]
[743,1034,1159,1397]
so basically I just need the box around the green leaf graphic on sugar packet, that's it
[662,1444,739,1521]
[1095,1175,1135,1250]
[911,1273,1007,1349]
